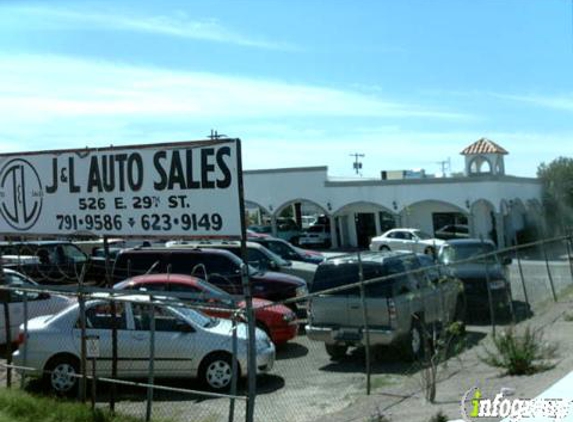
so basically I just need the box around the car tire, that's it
[379,245,391,252]
[199,352,236,391]
[325,344,348,360]
[44,355,80,395]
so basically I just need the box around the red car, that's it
[114,273,298,345]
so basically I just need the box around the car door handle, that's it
[349,304,360,309]
[132,334,146,341]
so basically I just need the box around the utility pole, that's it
[350,153,365,175]
[207,129,227,140]
[436,157,451,176]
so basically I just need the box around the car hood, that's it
[448,262,505,280]
[207,318,269,342]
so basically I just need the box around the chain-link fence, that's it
[1,235,572,422]
[0,273,257,422]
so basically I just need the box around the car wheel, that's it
[325,344,348,360]
[379,245,391,252]
[199,352,235,391]
[44,355,80,395]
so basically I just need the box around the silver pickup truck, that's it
[306,251,463,360]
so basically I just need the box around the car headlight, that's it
[296,285,308,298]
[282,312,296,323]
[489,280,506,290]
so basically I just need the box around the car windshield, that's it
[264,248,290,266]
[196,279,232,300]
[263,240,300,260]
[171,305,218,328]
[440,243,497,264]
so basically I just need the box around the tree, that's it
[537,157,573,234]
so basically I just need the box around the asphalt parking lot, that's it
[102,331,415,422]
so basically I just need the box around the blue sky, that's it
[1,0,572,177]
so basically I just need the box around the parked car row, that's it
[12,294,275,394]
[3,234,513,398]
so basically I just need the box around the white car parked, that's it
[12,295,275,393]
[0,268,74,344]
[369,228,444,255]
[298,225,331,248]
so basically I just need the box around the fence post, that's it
[2,299,11,388]
[513,241,530,312]
[541,240,558,302]
[103,237,117,412]
[228,302,239,422]
[146,298,156,422]
[20,289,28,388]
[565,235,573,285]
[481,237,496,336]
[110,297,118,412]
[78,265,88,403]
[241,263,257,422]
[356,251,371,395]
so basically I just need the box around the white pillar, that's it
[271,214,278,238]
[329,216,337,249]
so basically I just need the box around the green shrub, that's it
[480,325,557,375]
[0,388,168,422]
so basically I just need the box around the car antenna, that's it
[145,261,160,275]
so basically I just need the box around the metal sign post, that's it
[236,139,257,422]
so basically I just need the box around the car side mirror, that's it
[502,256,512,266]
[38,292,50,300]
[268,261,279,271]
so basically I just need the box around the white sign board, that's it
[0,139,242,237]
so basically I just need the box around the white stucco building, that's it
[244,138,543,249]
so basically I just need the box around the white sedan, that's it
[0,268,74,344]
[369,228,444,255]
[12,295,275,394]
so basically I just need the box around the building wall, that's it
[243,166,543,248]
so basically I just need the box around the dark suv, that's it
[437,238,512,320]
[112,247,308,308]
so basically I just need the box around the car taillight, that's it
[16,331,26,347]
[387,298,396,323]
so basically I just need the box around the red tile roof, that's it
[460,138,508,155]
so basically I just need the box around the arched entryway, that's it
[333,202,397,248]
[399,200,469,238]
